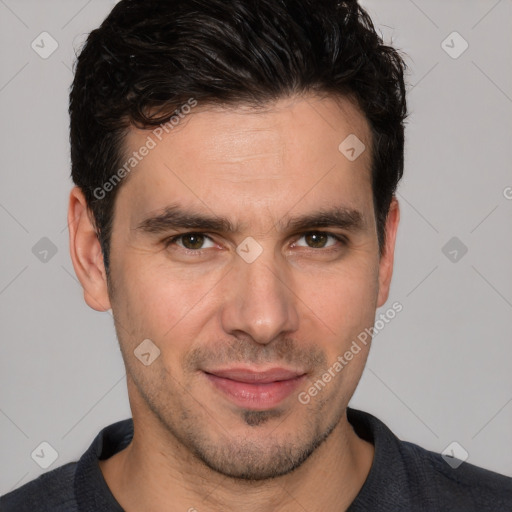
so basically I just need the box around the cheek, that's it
[303,266,378,398]
[301,259,379,337]
[113,254,222,344]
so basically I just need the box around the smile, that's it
[202,367,307,410]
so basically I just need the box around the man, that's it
[2,0,511,510]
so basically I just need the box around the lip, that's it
[203,367,307,410]
[205,367,305,383]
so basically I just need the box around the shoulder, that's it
[0,462,78,512]
[399,439,512,510]
[347,408,512,511]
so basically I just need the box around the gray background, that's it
[1,0,511,495]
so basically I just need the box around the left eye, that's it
[294,232,343,249]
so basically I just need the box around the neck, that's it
[99,409,374,512]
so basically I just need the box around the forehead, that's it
[116,94,373,226]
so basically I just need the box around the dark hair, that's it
[69,0,407,275]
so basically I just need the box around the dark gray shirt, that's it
[2,408,511,511]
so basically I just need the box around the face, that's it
[74,94,398,480]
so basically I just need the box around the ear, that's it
[67,186,111,311]
[376,197,400,308]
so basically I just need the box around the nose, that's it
[219,249,300,345]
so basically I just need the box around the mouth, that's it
[202,367,307,410]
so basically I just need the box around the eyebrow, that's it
[134,204,365,235]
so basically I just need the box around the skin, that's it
[68,93,400,512]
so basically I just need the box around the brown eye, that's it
[164,233,215,251]
[304,232,329,248]
[295,231,342,249]
[180,233,206,250]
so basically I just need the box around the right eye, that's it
[163,232,216,252]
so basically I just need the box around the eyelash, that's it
[162,231,347,254]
